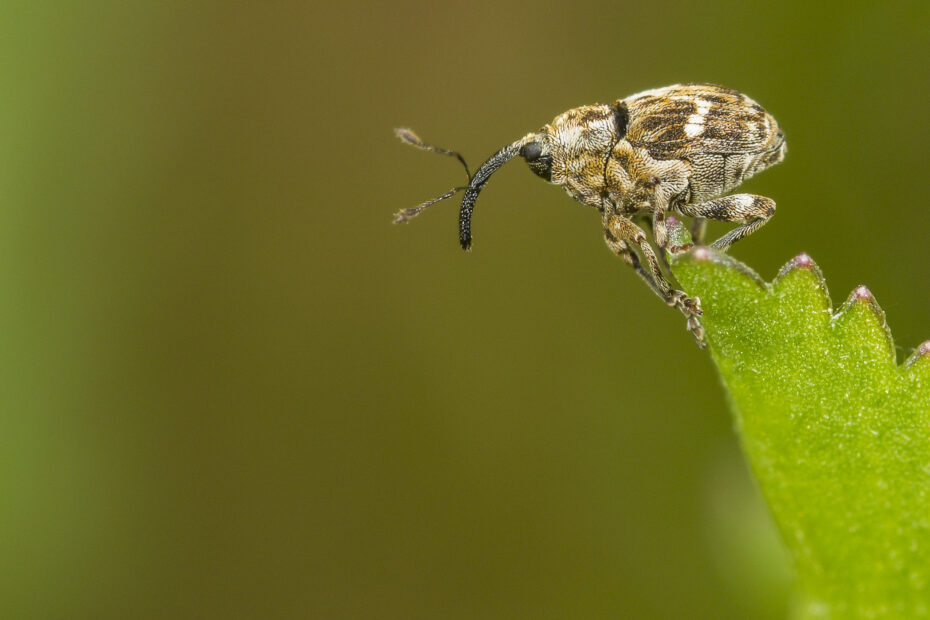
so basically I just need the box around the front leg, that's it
[604,225,667,301]
[677,194,775,251]
[603,213,705,346]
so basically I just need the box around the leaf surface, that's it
[667,222,930,618]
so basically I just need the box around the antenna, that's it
[393,127,473,225]
[395,128,525,250]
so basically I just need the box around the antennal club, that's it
[393,187,465,224]
[394,128,472,181]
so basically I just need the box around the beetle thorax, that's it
[543,104,619,208]
[604,140,691,213]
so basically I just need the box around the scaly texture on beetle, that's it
[394,83,786,347]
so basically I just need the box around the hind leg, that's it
[678,194,775,251]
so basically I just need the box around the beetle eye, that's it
[520,142,542,162]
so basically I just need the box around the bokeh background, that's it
[2,1,928,618]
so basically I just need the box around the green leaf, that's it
[666,221,930,619]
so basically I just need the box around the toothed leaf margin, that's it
[668,229,930,619]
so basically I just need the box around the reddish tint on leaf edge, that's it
[773,252,830,299]
[834,282,888,327]
[905,341,930,368]
[675,246,930,369]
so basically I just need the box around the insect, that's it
[395,83,786,346]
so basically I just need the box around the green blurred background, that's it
[2,1,928,618]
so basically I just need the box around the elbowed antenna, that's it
[458,139,524,250]
[394,128,472,224]
[394,127,526,250]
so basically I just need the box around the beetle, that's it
[394,83,786,346]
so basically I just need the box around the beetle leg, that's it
[678,194,775,252]
[604,215,669,298]
[603,214,705,346]
[633,212,670,271]
[604,228,668,300]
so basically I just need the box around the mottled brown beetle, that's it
[395,83,786,346]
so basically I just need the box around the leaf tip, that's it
[665,217,694,254]
[793,252,814,268]
[905,340,930,369]
[772,252,831,312]
[832,284,896,362]
[692,245,713,261]
[836,284,883,318]
[671,245,768,294]
[775,252,823,281]
[852,284,873,301]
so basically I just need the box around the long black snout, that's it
[458,140,523,250]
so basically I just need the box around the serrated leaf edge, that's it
[905,341,930,369]
[674,247,927,371]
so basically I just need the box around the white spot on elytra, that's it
[738,195,755,208]
[694,99,712,115]
[684,100,712,137]
[684,122,704,137]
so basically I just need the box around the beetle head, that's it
[518,135,553,182]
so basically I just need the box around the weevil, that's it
[395,83,786,346]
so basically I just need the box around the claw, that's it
[667,289,687,308]
[669,291,703,316]
[687,314,706,347]
[668,291,706,348]
[682,296,703,316]
[667,241,694,255]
